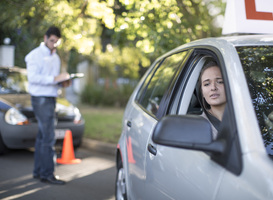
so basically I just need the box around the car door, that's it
[144,50,236,199]
[124,50,190,199]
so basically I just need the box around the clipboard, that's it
[57,73,84,85]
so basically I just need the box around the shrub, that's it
[81,83,135,107]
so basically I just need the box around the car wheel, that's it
[115,158,127,200]
[0,134,8,155]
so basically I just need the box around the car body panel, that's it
[145,145,225,199]
[126,103,157,199]
[216,153,273,200]
[121,89,158,198]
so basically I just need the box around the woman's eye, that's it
[203,83,209,87]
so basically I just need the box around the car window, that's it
[0,70,28,94]
[178,55,229,138]
[176,56,208,115]
[136,51,188,117]
[237,46,273,156]
[136,61,161,102]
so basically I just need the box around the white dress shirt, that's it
[25,43,60,97]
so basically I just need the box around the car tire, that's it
[0,134,8,155]
[115,157,127,200]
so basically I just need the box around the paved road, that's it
[0,148,116,200]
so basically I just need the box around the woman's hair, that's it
[200,60,218,80]
[198,59,219,110]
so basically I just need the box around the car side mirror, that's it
[152,115,226,154]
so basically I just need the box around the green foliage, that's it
[98,45,150,79]
[0,0,115,67]
[81,83,135,107]
[0,0,225,79]
[113,0,224,60]
[80,106,124,143]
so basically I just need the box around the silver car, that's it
[115,35,273,200]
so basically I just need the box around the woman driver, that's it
[199,60,226,139]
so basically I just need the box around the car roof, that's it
[187,34,273,46]
[211,34,273,46]
[157,34,273,61]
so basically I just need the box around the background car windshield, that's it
[0,70,28,94]
[237,46,273,156]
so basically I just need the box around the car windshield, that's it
[237,46,273,156]
[0,69,28,94]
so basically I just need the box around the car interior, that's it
[187,90,202,115]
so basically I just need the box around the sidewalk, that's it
[81,138,117,156]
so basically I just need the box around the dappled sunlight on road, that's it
[0,174,50,200]
[57,152,115,182]
[0,149,116,200]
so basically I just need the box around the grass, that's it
[79,105,124,144]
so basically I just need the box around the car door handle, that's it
[148,143,157,156]
[127,121,132,127]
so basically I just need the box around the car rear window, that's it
[237,46,273,156]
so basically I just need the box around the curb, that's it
[81,138,117,156]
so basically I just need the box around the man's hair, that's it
[45,26,61,38]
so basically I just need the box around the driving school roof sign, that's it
[222,0,273,35]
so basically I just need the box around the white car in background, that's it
[115,35,273,199]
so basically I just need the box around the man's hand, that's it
[54,72,70,82]
[61,79,72,88]
[54,72,72,87]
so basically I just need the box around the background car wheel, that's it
[0,134,8,155]
[115,157,127,200]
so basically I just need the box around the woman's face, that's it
[201,66,226,108]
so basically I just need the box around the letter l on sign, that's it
[245,0,273,20]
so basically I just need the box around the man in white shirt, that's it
[25,26,70,185]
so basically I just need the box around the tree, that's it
[113,0,225,61]
[0,0,115,68]
[0,0,225,79]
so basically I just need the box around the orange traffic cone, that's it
[57,130,81,164]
